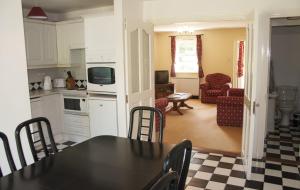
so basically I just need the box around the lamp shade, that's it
[27,7,48,20]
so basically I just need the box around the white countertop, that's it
[30,88,87,99]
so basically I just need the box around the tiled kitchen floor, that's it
[186,151,300,190]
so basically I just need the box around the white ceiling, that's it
[154,21,248,32]
[22,0,113,13]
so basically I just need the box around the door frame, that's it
[252,10,300,160]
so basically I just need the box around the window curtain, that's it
[237,41,245,77]
[196,35,204,78]
[170,36,176,77]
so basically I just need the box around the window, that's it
[175,37,198,73]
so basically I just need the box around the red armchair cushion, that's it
[155,98,168,132]
[229,88,244,97]
[206,90,223,96]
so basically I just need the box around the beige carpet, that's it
[163,99,242,155]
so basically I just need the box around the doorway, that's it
[153,23,248,155]
[265,17,300,164]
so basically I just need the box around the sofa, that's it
[216,88,244,127]
[200,73,231,104]
[155,98,168,132]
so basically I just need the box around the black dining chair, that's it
[0,132,16,177]
[15,117,58,167]
[163,140,192,190]
[128,106,164,143]
[150,171,178,190]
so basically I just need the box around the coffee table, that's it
[167,93,193,115]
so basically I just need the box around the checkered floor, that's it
[264,125,300,162]
[37,141,76,159]
[186,151,300,190]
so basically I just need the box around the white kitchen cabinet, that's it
[64,114,90,142]
[41,94,63,141]
[89,97,118,137]
[84,15,116,62]
[56,19,85,67]
[24,19,57,68]
[30,94,63,142]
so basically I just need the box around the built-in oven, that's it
[64,96,88,114]
[86,63,116,94]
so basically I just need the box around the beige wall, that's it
[154,28,246,82]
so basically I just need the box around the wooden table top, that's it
[168,93,192,101]
[0,136,173,190]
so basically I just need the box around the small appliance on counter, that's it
[53,78,66,88]
[43,76,52,91]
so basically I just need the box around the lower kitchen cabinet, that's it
[30,94,64,142]
[64,114,90,142]
[88,97,118,137]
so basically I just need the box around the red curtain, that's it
[170,36,176,77]
[196,35,204,78]
[237,41,245,77]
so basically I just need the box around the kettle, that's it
[43,76,52,90]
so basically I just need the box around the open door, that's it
[242,12,272,178]
[241,23,255,179]
[123,0,155,139]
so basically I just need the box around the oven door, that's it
[86,63,117,94]
[64,97,82,113]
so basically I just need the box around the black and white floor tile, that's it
[264,125,300,162]
[185,151,300,190]
[37,141,76,159]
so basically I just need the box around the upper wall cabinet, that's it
[56,19,85,67]
[24,19,58,69]
[84,15,116,63]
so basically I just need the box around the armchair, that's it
[200,73,231,104]
[155,98,168,132]
[216,88,244,127]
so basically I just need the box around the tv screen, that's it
[155,70,169,84]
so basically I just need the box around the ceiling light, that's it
[27,6,48,20]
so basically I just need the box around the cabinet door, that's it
[88,99,118,137]
[85,15,115,62]
[41,94,63,137]
[24,21,44,66]
[56,24,70,66]
[43,24,57,65]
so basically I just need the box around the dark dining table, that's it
[0,136,174,190]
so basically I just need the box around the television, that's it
[155,70,169,84]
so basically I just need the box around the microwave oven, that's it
[86,63,117,94]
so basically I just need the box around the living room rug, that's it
[164,99,242,155]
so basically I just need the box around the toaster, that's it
[53,78,66,88]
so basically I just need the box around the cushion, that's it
[206,89,223,96]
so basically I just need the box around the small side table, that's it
[167,93,193,115]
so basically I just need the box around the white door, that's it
[241,23,255,179]
[123,0,155,138]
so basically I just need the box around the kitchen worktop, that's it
[30,88,87,99]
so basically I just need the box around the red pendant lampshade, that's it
[27,7,48,20]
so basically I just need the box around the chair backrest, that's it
[128,106,164,143]
[150,171,178,190]
[206,73,231,88]
[15,117,58,167]
[0,132,16,177]
[163,140,192,190]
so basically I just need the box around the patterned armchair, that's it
[216,88,244,127]
[155,98,168,132]
[200,73,231,104]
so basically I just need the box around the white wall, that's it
[271,26,300,110]
[0,0,33,175]
[143,0,300,23]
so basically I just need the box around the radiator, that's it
[171,78,200,96]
